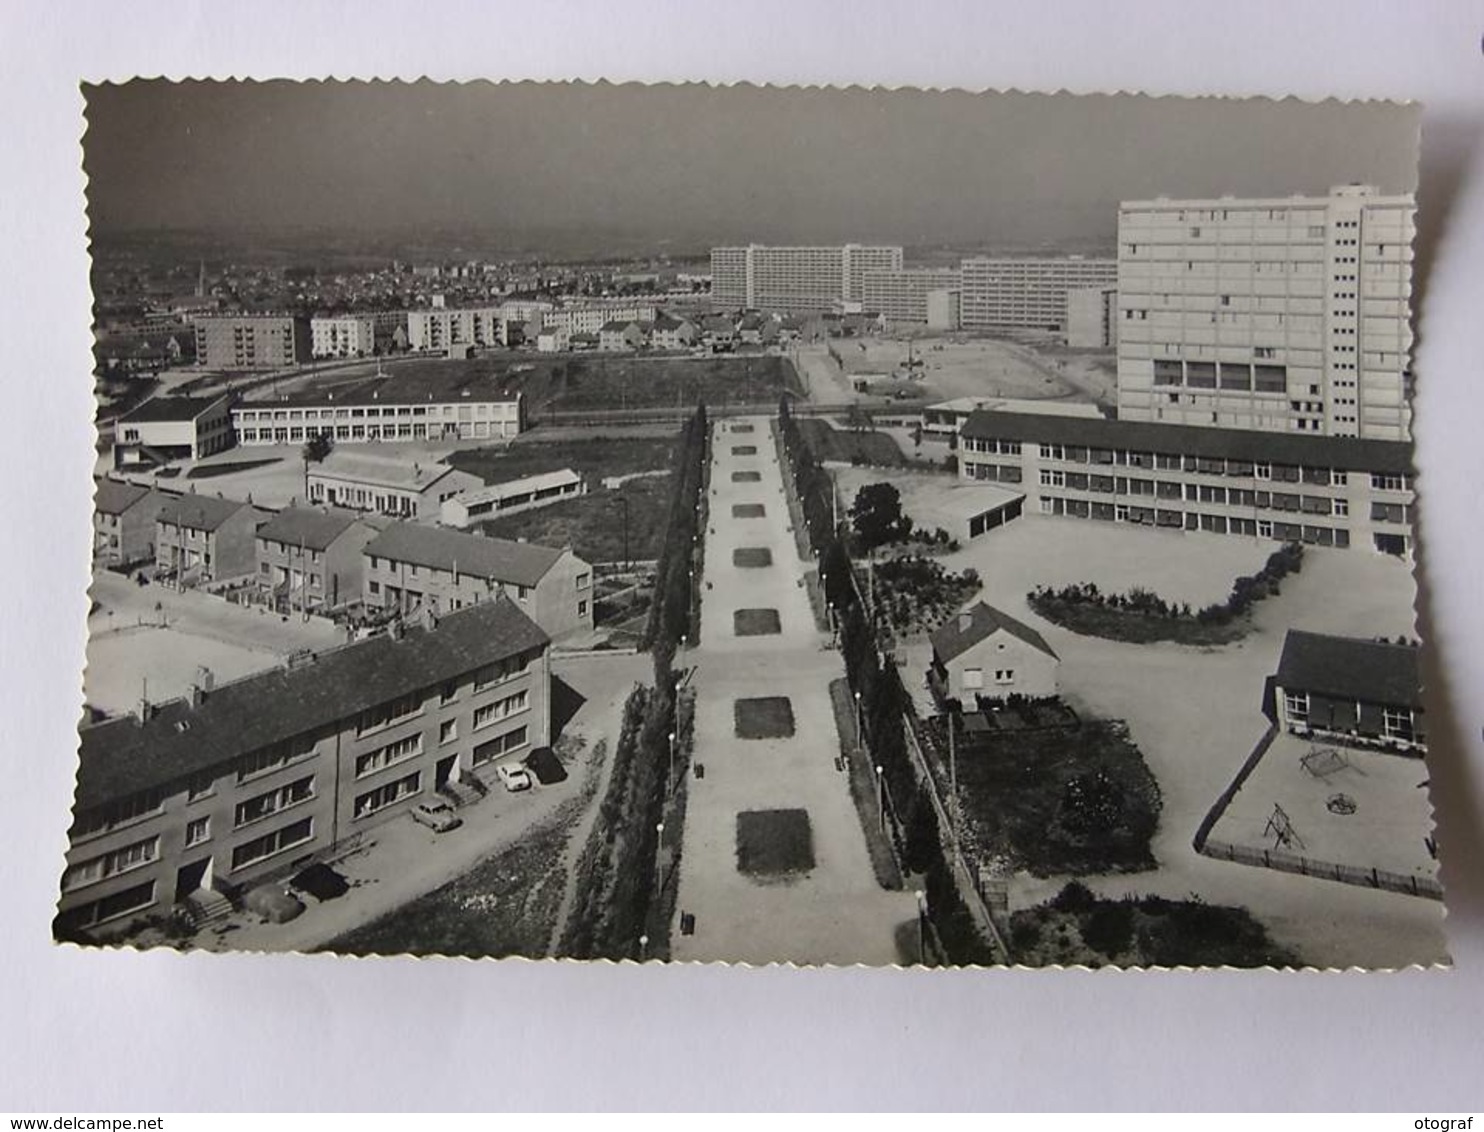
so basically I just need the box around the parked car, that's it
[411,800,462,832]
[496,764,533,792]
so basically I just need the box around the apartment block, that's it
[861,268,963,324]
[957,409,1415,556]
[310,315,378,359]
[1116,185,1416,441]
[58,599,550,940]
[959,256,1118,333]
[926,288,961,331]
[709,244,904,314]
[254,506,381,613]
[363,522,594,640]
[155,494,268,583]
[406,306,507,353]
[194,315,312,370]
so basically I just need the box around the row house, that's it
[155,494,267,584]
[254,506,381,613]
[58,599,551,941]
[363,522,593,641]
[599,319,649,352]
[957,410,1415,556]
[93,479,171,568]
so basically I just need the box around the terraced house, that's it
[58,599,550,940]
[155,494,267,584]
[957,409,1415,556]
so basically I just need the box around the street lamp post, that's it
[854,691,863,749]
[638,934,648,962]
[656,822,667,895]
[875,764,885,833]
[915,889,927,966]
[667,731,676,797]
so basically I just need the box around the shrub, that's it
[1051,880,1097,914]
[1082,900,1136,959]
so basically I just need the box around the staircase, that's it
[438,778,484,808]
[182,888,233,929]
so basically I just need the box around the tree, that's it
[301,430,334,501]
[850,481,913,551]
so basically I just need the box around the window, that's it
[439,681,458,705]
[63,836,159,892]
[1253,463,1271,481]
[63,880,156,929]
[1383,707,1415,741]
[237,737,316,783]
[355,734,423,778]
[440,719,458,745]
[1257,520,1273,539]
[1371,473,1405,492]
[234,776,314,828]
[472,726,529,765]
[1283,691,1309,722]
[994,669,1015,685]
[576,573,591,590]
[231,817,314,870]
[185,816,211,846]
[357,692,422,735]
[474,690,529,731]
[578,600,588,617]
[354,772,421,819]
[473,653,530,691]
[1333,499,1349,518]
[962,668,984,691]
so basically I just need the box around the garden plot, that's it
[732,471,762,483]
[732,445,759,456]
[734,608,782,636]
[734,696,796,739]
[732,503,767,519]
[736,810,816,878]
[733,547,773,569]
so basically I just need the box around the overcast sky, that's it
[82,81,1420,248]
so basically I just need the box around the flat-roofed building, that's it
[254,505,381,613]
[193,315,312,370]
[957,408,1416,556]
[959,256,1118,333]
[114,394,235,469]
[57,599,550,941]
[440,469,586,529]
[1116,185,1416,441]
[306,452,483,521]
[710,244,904,314]
[406,306,508,353]
[861,268,963,324]
[155,494,268,584]
[310,315,377,359]
[921,396,1104,437]
[364,522,594,640]
[93,479,170,567]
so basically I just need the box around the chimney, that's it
[196,665,215,693]
[958,610,974,633]
[187,683,206,709]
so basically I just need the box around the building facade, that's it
[925,288,962,331]
[405,306,513,352]
[310,316,378,359]
[114,394,235,468]
[957,409,1415,556]
[305,453,483,521]
[959,256,1118,333]
[194,316,312,370]
[439,469,586,529]
[363,522,594,640]
[1115,186,1416,441]
[861,268,963,324]
[58,600,551,939]
[233,392,523,446]
[543,303,657,336]
[254,506,380,613]
[709,244,904,314]
[154,495,267,584]
[1066,286,1118,349]
[928,602,1060,705]
[93,479,169,567]
[1270,629,1424,753]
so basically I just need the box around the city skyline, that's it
[84,82,1419,251]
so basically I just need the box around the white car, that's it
[410,800,462,832]
[496,764,533,792]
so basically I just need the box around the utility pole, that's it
[948,710,959,849]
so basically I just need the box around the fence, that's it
[1198,838,1444,901]
[1192,724,1280,851]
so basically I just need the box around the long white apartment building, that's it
[1116,184,1416,441]
[959,256,1118,333]
[861,268,963,324]
[710,244,903,314]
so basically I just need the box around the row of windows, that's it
[234,402,514,423]
[473,690,529,731]
[235,776,314,829]
[353,772,421,820]
[63,835,158,892]
[355,733,423,779]
[232,816,314,871]
[1036,496,1353,546]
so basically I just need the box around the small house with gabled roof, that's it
[928,601,1059,705]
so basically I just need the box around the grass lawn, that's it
[732,503,766,519]
[932,717,1162,876]
[187,457,283,479]
[321,817,571,960]
[1009,882,1297,968]
[796,419,906,467]
[733,547,773,568]
[732,471,762,483]
[445,433,678,486]
[734,608,782,636]
[1028,595,1249,646]
[734,696,796,739]
[731,444,759,456]
[477,475,670,563]
[732,423,756,434]
[736,810,815,877]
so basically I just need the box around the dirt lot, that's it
[446,433,678,485]
[833,335,1103,407]
[476,474,672,564]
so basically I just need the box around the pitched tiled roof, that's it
[365,522,567,587]
[74,598,549,811]
[93,479,153,516]
[255,506,364,551]
[960,409,1413,474]
[930,601,1059,664]
[156,494,256,533]
[119,394,227,424]
[1274,629,1421,710]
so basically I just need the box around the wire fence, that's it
[1197,837,1444,901]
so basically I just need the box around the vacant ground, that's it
[736,809,816,878]
[795,419,907,467]
[734,696,797,739]
[1209,732,1438,879]
[1009,883,1297,968]
[445,433,678,486]
[834,335,1096,406]
[524,354,801,414]
[477,474,671,564]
